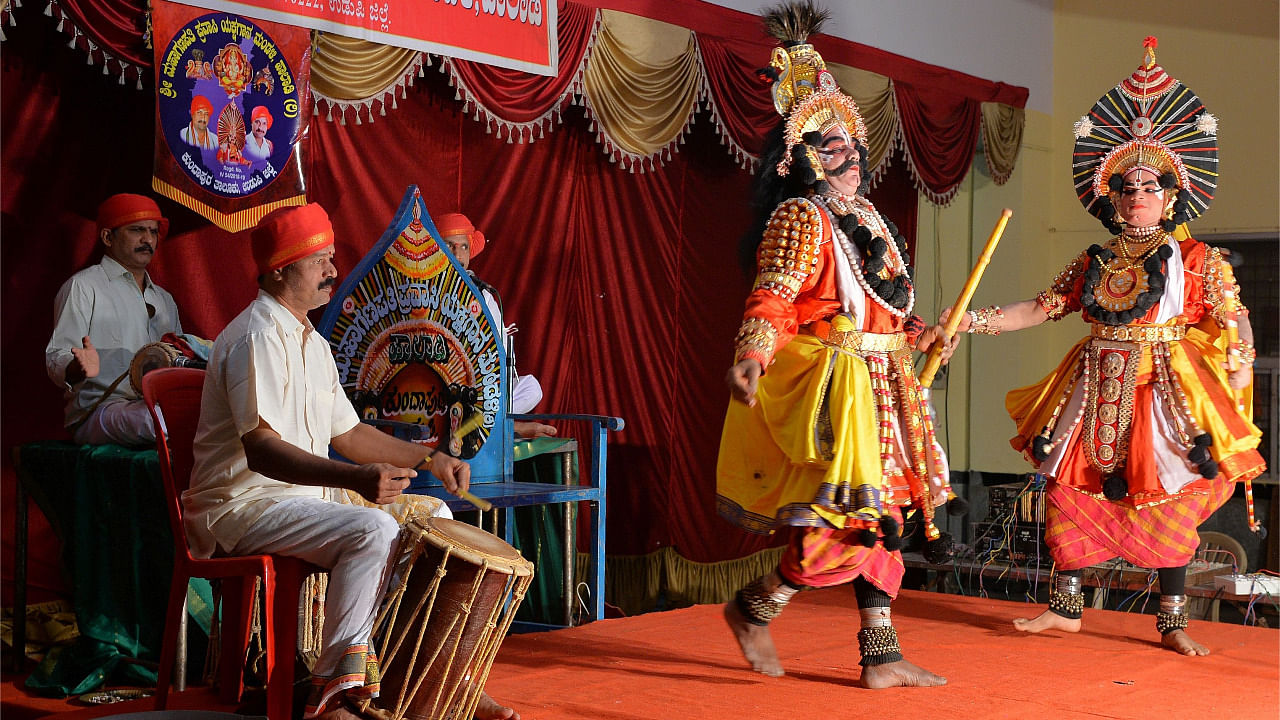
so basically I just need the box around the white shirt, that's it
[45,255,182,427]
[184,290,360,558]
[480,287,542,414]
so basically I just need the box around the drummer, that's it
[183,203,520,720]
[45,193,184,447]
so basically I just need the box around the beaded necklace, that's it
[812,193,914,318]
[1080,229,1172,325]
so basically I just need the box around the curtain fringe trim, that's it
[693,36,760,172]
[441,8,600,147]
[894,119,967,207]
[579,545,787,617]
[42,0,144,89]
[312,51,428,125]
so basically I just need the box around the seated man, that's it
[184,203,518,720]
[436,213,553,439]
[45,193,183,446]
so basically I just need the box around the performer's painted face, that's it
[816,126,861,196]
[1116,168,1168,228]
[103,220,161,272]
[443,232,471,270]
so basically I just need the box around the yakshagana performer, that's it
[945,37,1265,655]
[717,1,962,688]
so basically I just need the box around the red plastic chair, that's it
[144,367,320,720]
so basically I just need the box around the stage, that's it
[4,588,1276,720]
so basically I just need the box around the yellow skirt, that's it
[717,322,943,534]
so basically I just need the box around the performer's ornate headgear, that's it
[759,1,866,178]
[1072,37,1218,232]
[435,212,487,257]
[97,193,169,240]
[251,203,335,275]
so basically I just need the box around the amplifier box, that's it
[985,481,1046,524]
[973,520,1052,567]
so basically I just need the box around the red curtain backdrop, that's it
[3,0,1022,604]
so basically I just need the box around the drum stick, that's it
[413,456,493,512]
[918,209,1013,389]
[1222,285,1260,534]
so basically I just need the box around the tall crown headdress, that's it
[1072,37,1218,229]
[760,1,866,177]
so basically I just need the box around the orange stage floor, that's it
[4,588,1277,720]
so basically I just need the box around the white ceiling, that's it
[701,0,1054,113]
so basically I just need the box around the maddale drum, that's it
[374,517,533,720]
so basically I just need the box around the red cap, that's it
[251,105,272,129]
[251,203,335,275]
[96,193,169,241]
[435,212,486,257]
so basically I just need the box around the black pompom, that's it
[1098,248,1116,262]
[802,130,824,147]
[1100,203,1116,220]
[880,516,900,537]
[858,528,878,548]
[923,533,957,564]
[851,225,873,245]
[1144,256,1163,273]
[838,214,859,236]
[1032,435,1052,462]
[946,495,970,517]
[881,532,903,552]
[1157,245,1174,260]
[1160,219,1177,232]
[1147,274,1165,291]
[1173,212,1190,224]
[869,237,887,254]
[1193,433,1213,448]
[889,287,908,307]
[1108,174,1125,192]
[884,219,899,236]
[863,257,884,275]
[876,278,895,296]
[1102,474,1128,500]
[1087,243,1106,257]
[1174,200,1190,213]
[1188,446,1209,464]
[1104,220,1125,235]
[1198,460,1220,480]
[1158,172,1178,189]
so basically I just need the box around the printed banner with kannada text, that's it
[176,0,557,76]
[152,0,312,231]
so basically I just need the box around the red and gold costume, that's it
[1011,238,1263,570]
[1009,38,1264,578]
[718,192,949,594]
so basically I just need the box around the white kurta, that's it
[45,255,182,442]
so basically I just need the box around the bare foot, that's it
[1013,609,1081,634]
[474,691,519,720]
[1161,629,1210,656]
[723,601,784,677]
[859,659,947,688]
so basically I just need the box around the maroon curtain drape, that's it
[895,82,983,205]
[57,0,151,68]
[697,35,777,157]
[447,1,597,125]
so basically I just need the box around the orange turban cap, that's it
[190,95,213,117]
[251,203,335,275]
[251,105,272,129]
[96,193,169,240]
[435,212,486,257]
